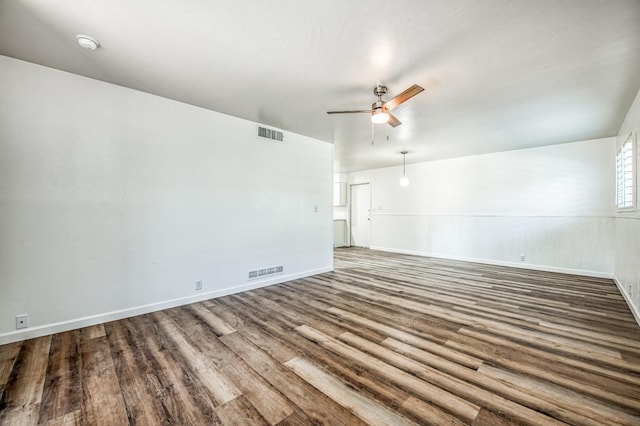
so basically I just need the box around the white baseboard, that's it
[369,246,613,279]
[0,266,332,345]
[613,276,640,328]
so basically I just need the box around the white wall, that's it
[0,56,333,344]
[348,138,615,276]
[614,89,640,321]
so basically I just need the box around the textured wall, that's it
[0,56,333,342]
[615,89,640,321]
[348,138,615,276]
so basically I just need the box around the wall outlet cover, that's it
[16,314,28,330]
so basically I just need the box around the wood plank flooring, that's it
[2,247,640,425]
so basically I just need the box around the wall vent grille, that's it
[257,125,284,142]
[248,265,284,280]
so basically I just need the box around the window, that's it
[616,134,635,209]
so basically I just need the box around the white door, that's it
[350,183,371,248]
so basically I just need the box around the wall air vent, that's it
[248,265,284,280]
[257,125,284,142]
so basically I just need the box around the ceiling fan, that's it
[327,84,424,127]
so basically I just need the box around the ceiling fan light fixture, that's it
[327,83,423,130]
[371,107,389,124]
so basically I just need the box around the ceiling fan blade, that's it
[384,84,425,110]
[327,110,372,114]
[387,113,402,127]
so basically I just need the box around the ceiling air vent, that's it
[257,125,284,142]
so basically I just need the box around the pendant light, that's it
[399,150,410,187]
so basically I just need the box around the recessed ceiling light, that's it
[76,34,100,51]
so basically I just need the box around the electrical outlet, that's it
[195,280,203,291]
[520,254,525,262]
[16,314,28,330]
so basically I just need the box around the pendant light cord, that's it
[402,151,406,176]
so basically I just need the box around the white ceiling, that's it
[1,0,639,172]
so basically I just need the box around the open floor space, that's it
[1,248,640,425]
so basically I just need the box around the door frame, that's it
[348,182,371,248]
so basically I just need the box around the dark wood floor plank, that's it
[78,335,128,425]
[472,407,525,426]
[339,330,573,425]
[214,395,268,426]
[327,306,483,369]
[0,403,40,426]
[0,342,22,388]
[274,410,315,426]
[385,336,636,425]
[400,396,467,426]
[456,327,640,394]
[153,310,242,406]
[218,331,368,426]
[133,312,221,424]
[477,363,640,425]
[284,356,417,425]
[103,319,175,425]
[79,325,105,341]
[204,299,299,364]
[0,336,51,424]
[159,306,295,425]
[37,331,81,424]
[295,324,484,424]
[189,304,236,336]
[451,327,640,391]
[39,409,81,426]
[0,342,22,411]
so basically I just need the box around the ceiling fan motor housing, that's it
[372,99,386,112]
[373,85,388,98]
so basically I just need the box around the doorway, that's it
[349,183,371,248]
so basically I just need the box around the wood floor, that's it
[2,248,640,425]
